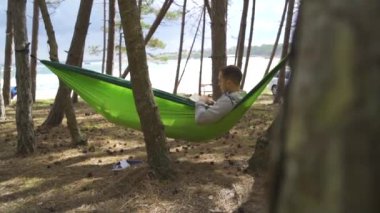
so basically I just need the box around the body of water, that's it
[1,56,280,100]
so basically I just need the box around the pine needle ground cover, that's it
[0,93,277,212]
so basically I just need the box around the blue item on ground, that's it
[11,86,17,99]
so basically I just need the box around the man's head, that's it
[218,65,243,92]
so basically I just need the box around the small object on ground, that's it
[127,159,143,165]
[87,172,93,178]
[112,159,143,171]
[112,160,130,171]
[10,86,17,99]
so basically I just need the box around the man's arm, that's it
[195,96,234,124]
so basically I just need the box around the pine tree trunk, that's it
[173,0,187,94]
[0,83,5,121]
[144,0,173,45]
[30,0,39,102]
[269,1,380,212]
[204,0,212,21]
[273,0,294,104]
[241,0,256,89]
[40,0,93,145]
[118,24,122,77]
[38,0,59,62]
[39,0,65,128]
[101,0,107,74]
[198,4,206,95]
[105,0,115,76]
[13,0,35,155]
[235,0,249,69]
[118,0,173,179]
[2,0,14,106]
[211,0,227,99]
[264,0,288,77]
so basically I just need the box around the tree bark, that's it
[211,0,227,99]
[177,11,203,87]
[273,0,294,104]
[0,83,5,121]
[204,0,212,21]
[198,4,206,95]
[118,24,122,77]
[235,0,249,70]
[173,0,187,94]
[2,0,14,106]
[269,1,380,212]
[118,0,173,179]
[105,0,115,76]
[13,0,36,155]
[30,0,39,102]
[144,0,173,45]
[38,0,64,127]
[241,0,256,89]
[40,0,92,146]
[101,0,107,74]
[38,0,59,62]
[264,0,288,77]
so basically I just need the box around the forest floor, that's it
[0,92,278,213]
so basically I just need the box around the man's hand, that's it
[199,95,215,105]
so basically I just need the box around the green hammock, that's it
[41,58,287,142]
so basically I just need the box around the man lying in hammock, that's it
[195,65,246,124]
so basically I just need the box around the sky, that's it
[0,0,285,64]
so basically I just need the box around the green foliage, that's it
[88,45,102,56]
[148,53,169,62]
[164,10,181,20]
[227,44,284,57]
[141,21,151,30]
[147,38,166,49]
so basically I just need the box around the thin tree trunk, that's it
[106,0,115,76]
[2,0,14,106]
[138,0,143,15]
[198,4,206,95]
[101,0,107,74]
[264,0,288,77]
[118,0,173,179]
[173,0,187,94]
[121,0,174,79]
[211,0,227,99]
[40,0,92,146]
[204,0,212,21]
[235,0,249,69]
[64,0,94,145]
[0,83,5,121]
[177,6,203,89]
[30,0,39,102]
[241,0,256,89]
[39,0,63,128]
[38,0,58,62]
[274,0,294,104]
[13,0,35,155]
[144,0,173,45]
[269,1,380,212]
[119,24,122,77]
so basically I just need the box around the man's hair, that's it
[220,65,243,85]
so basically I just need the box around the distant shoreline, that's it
[0,44,283,67]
